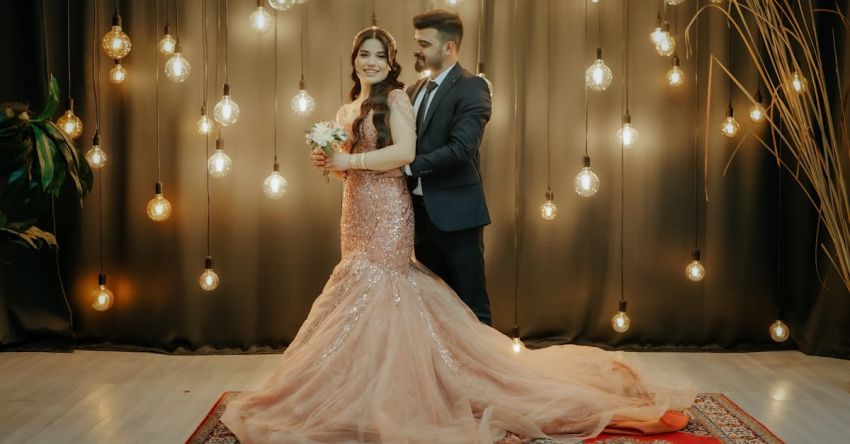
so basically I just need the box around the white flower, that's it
[307,120,348,152]
[308,121,336,147]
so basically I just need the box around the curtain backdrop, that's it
[1,0,848,359]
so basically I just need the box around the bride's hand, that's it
[309,148,327,171]
[323,152,350,172]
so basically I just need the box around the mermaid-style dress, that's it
[221,90,695,443]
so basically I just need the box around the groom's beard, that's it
[415,56,442,75]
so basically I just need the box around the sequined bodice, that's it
[337,106,414,272]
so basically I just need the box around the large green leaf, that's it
[76,149,94,201]
[7,165,26,184]
[48,149,66,196]
[31,126,55,191]
[43,121,92,200]
[33,75,60,123]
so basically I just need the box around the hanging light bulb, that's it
[85,131,107,169]
[56,110,83,140]
[649,15,665,45]
[511,337,524,353]
[291,79,316,117]
[748,103,766,122]
[109,59,127,84]
[444,0,462,7]
[666,0,686,4]
[146,182,173,222]
[196,105,215,135]
[90,273,115,311]
[749,90,766,122]
[214,83,240,126]
[199,256,220,291]
[685,248,705,282]
[611,301,631,333]
[667,55,685,86]
[540,190,557,221]
[769,319,790,342]
[101,12,131,59]
[56,98,83,139]
[264,162,288,199]
[574,155,600,197]
[159,25,176,55]
[419,68,433,80]
[249,2,272,34]
[208,137,233,178]
[790,71,806,93]
[710,0,723,4]
[721,105,740,138]
[268,0,296,11]
[164,42,191,82]
[585,48,614,91]
[616,112,639,147]
[655,23,676,57]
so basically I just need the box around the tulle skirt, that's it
[221,254,696,443]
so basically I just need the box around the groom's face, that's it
[414,28,447,74]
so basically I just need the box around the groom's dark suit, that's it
[405,63,493,325]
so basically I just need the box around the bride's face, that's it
[354,38,390,87]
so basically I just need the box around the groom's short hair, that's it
[414,9,463,50]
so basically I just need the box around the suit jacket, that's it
[405,63,492,232]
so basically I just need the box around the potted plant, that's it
[0,75,93,249]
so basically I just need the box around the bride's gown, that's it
[221,90,696,444]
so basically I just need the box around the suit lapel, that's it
[418,64,463,139]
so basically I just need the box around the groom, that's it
[403,9,493,325]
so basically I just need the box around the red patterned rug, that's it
[186,392,783,444]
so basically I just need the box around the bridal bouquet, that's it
[306,121,347,156]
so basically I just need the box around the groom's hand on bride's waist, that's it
[371,168,405,179]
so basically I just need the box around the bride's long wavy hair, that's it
[349,27,404,150]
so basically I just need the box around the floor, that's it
[0,350,848,443]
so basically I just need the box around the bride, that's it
[220,26,695,444]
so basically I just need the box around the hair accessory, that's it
[352,26,398,56]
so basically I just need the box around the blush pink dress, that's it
[220,89,695,443]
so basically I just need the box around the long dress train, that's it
[221,89,696,443]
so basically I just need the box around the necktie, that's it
[416,80,438,132]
